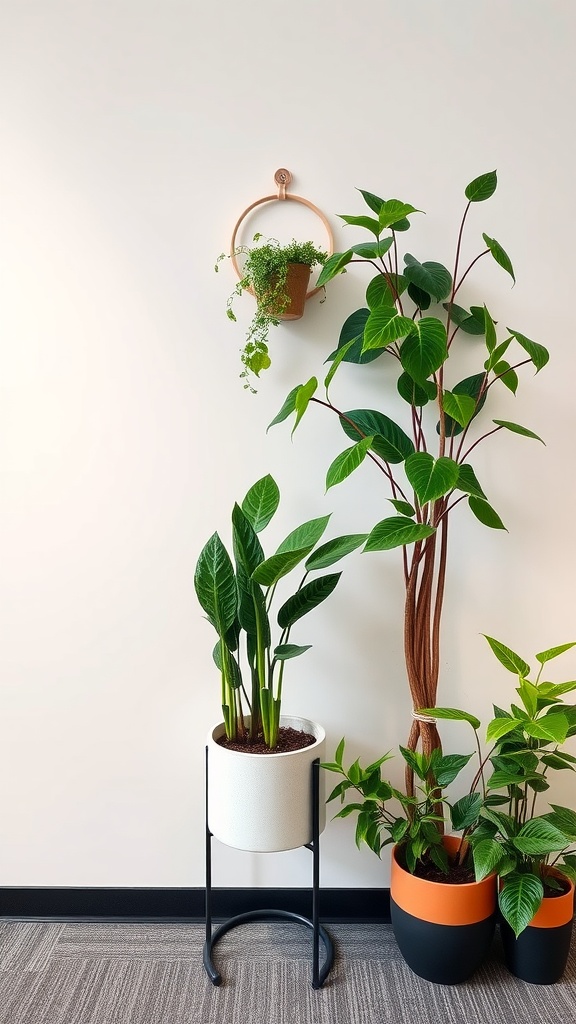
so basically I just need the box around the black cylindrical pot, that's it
[390,838,497,985]
[500,875,574,984]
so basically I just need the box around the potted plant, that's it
[323,723,497,984]
[217,234,327,392]
[268,172,549,796]
[468,635,576,983]
[194,472,365,852]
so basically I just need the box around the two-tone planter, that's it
[390,835,497,984]
[207,716,326,852]
[500,872,575,984]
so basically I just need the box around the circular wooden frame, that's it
[229,169,334,301]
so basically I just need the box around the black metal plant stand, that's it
[203,749,334,989]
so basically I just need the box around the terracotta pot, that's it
[500,871,575,984]
[390,835,497,984]
[207,716,325,853]
[257,263,311,321]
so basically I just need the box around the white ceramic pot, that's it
[207,716,326,853]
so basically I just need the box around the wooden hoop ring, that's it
[229,172,334,301]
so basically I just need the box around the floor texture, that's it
[0,919,574,1024]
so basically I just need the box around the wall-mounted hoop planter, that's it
[229,169,335,311]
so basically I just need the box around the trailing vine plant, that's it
[268,171,549,794]
[216,234,327,391]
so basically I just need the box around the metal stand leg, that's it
[203,750,334,989]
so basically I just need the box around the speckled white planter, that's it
[207,716,326,853]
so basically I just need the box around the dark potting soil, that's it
[216,726,316,755]
[412,858,475,885]
[542,876,571,899]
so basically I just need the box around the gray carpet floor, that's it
[0,919,574,1023]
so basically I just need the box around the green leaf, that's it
[548,805,576,840]
[485,337,512,372]
[499,873,544,937]
[340,409,415,464]
[435,753,472,787]
[378,200,422,230]
[267,386,300,433]
[324,338,355,391]
[339,213,381,235]
[440,373,487,438]
[456,464,486,500]
[363,308,414,351]
[513,818,570,855]
[419,706,481,730]
[194,533,238,635]
[493,419,544,444]
[327,308,379,365]
[405,453,460,504]
[451,793,482,831]
[473,838,507,881]
[315,250,354,288]
[251,547,313,587]
[241,474,280,532]
[483,635,530,676]
[389,499,416,517]
[442,391,476,428]
[277,573,342,629]
[486,717,525,744]
[326,437,374,490]
[468,496,507,530]
[487,768,530,790]
[273,643,312,661]
[400,318,447,384]
[357,188,385,214]
[443,302,486,335]
[483,305,497,353]
[525,714,569,743]
[397,373,437,407]
[364,517,435,552]
[305,534,367,571]
[276,515,331,554]
[403,254,452,301]
[482,233,515,283]
[292,377,318,435]
[465,170,498,203]
[232,504,264,575]
[407,283,431,310]
[536,642,576,665]
[493,361,518,395]
[334,737,346,767]
[507,328,549,372]
[351,238,394,259]
[366,273,407,310]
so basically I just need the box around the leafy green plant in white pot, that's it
[194,473,365,852]
[268,171,549,796]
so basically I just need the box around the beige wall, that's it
[1,0,575,887]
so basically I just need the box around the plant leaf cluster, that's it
[217,235,327,392]
[194,474,364,748]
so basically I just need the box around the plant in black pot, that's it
[217,234,327,391]
[194,472,365,852]
[323,719,497,985]
[468,635,576,983]
[268,172,549,797]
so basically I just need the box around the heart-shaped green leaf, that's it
[401,318,447,383]
[405,453,460,504]
[403,254,452,301]
[465,170,498,203]
[442,391,476,428]
[363,308,414,351]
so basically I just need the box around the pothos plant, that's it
[268,171,549,793]
[194,474,365,749]
[216,235,327,392]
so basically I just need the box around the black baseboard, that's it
[0,887,390,923]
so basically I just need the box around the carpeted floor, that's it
[0,919,574,1023]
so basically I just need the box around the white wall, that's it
[1,0,575,888]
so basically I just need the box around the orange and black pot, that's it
[500,871,575,984]
[390,836,497,985]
